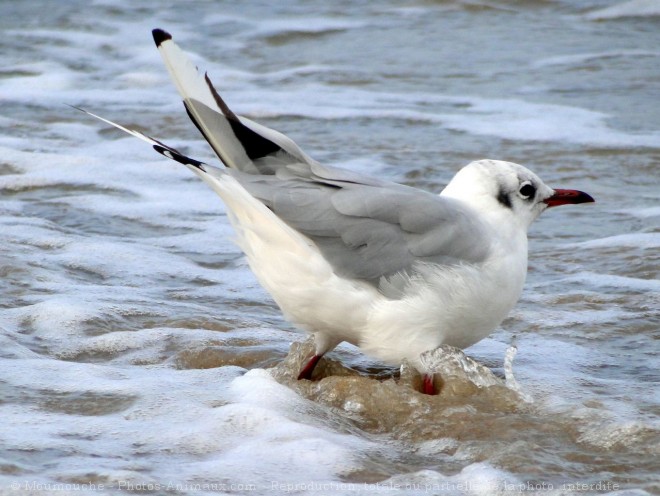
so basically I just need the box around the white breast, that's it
[359,234,528,369]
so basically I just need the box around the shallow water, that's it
[1,0,658,494]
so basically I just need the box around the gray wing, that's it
[234,167,493,287]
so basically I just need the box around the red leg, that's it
[297,354,323,381]
[422,373,438,395]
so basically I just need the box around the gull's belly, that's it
[360,257,527,368]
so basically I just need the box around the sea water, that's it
[0,0,658,494]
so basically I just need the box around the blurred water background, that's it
[0,1,658,494]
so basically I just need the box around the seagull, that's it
[78,28,594,395]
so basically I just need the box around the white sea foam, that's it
[572,232,660,250]
[227,84,660,148]
[250,17,368,38]
[622,206,660,219]
[560,272,660,293]
[531,49,660,69]
[436,97,660,148]
[201,12,367,35]
[585,0,660,20]
[0,354,441,492]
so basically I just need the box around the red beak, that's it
[544,189,595,208]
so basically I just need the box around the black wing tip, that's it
[152,28,172,47]
[152,144,205,170]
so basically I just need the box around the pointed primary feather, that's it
[70,105,212,173]
[152,28,313,174]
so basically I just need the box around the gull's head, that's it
[441,159,594,230]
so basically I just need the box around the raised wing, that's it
[79,30,494,294]
[152,28,314,175]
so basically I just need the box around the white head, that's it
[441,159,594,230]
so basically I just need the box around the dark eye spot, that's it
[519,183,536,199]
[497,190,512,209]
